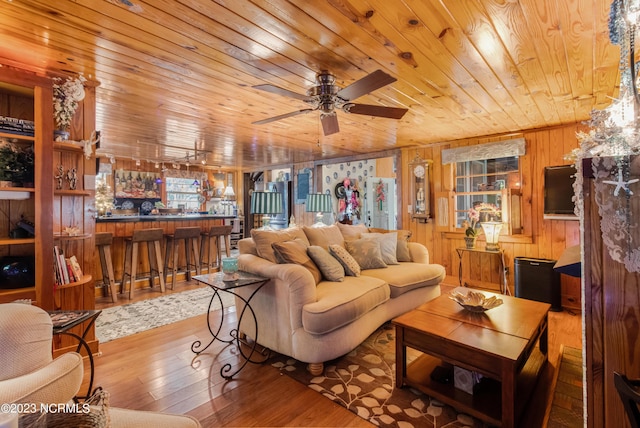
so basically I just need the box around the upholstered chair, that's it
[0,303,201,428]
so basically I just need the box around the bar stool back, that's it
[164,226,201,289]
[95,232,119,302]
[121,228,166,299]
[200,225,233,271]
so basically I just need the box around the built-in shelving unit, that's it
[0,68,54,308]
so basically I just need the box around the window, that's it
[454,156,520,228]
[440,138,525,235]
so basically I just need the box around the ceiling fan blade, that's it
[252,109,314,125]
[321,113,339,136]
[336,70,397,101]
[252,84,310,101]
[344,103,408,119]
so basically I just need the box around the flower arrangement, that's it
[375,179,385,210]
[462,202,501,237]
[53,75,86,131]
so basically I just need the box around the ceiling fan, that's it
[251,69,408,136]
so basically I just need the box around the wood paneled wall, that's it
[399,124,583,309]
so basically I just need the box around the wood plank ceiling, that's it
[0,0,620,170]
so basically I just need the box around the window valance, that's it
[441,138,525,164]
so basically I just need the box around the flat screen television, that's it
[544,165,578,219]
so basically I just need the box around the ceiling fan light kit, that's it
[252,69,408,136]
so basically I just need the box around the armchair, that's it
[0,303,201,428]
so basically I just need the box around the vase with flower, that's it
[462,206,481,249]
[52,75,86,141]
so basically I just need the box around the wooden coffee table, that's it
[393,290,550,428]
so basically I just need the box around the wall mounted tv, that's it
[544,164,578,220]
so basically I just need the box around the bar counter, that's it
[95,214,237,296]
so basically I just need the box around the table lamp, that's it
[250,191,283,230]
[306,193,332,227]
[223,186,235,216]
[481,221,503,251]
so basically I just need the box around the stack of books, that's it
[53,246,83,286]
[0,115,35,136]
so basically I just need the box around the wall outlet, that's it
[408,205,413,214]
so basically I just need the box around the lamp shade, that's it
[481,221,503,251]
[223,186,235,198]
[306,193,332,213]
[250,191,283,215]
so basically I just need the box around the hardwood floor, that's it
[87,280,582,427]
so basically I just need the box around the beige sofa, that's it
[236,223,445,375]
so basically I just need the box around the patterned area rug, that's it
[96,287,235,343]
[271,323,486,428]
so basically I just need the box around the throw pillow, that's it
[336,222,369,240]
[369,228,412,262]
[251,227,310,263]
[344,238,387,270]
[271,239,322,284]
[328,244,361,277]
[303,224,344,249]
[307,245,345,282]
[361,232,399,265]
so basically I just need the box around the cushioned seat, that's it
[302,277,389,334]
[0,303,201,428]
[362,262,446,298]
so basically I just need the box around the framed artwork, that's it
[296,168,312,204]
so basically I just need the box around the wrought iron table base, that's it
[191,273,269,379]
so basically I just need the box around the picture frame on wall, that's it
[296,168,312,204]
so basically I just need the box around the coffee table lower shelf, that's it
[404,353,502,426]
[402,348,546,427]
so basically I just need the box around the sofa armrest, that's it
[0,352,83,405]
[408,242,430,264]
[238,253,318,329]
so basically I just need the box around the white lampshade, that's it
[481,222,503,251]
[223,186,235,198]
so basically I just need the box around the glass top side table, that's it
[191,271,268,379]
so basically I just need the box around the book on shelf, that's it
[68,255,83,281]
[53,246,84,285]
[65,258,75,282]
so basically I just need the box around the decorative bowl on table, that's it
[449,289,503,312]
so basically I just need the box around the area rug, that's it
[271,323,485,428]
[95,287,235,343]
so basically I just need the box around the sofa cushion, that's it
[250,227,309,263]
[303,224,344,249]
[368,228,412,262]
[336,222,368,240]
[272,239,322,285]
[307,246,345,282]
[302,276,389,334]
[361,232,399,265]
[361,263,446,298]
[328,244,361,276]
[344,238,387,270]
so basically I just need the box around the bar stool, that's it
[121,228,166,299]
[200,225,233,271]
[164,226,201,289]
[95,232,119,303]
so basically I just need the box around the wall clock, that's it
[408,154,431,222]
